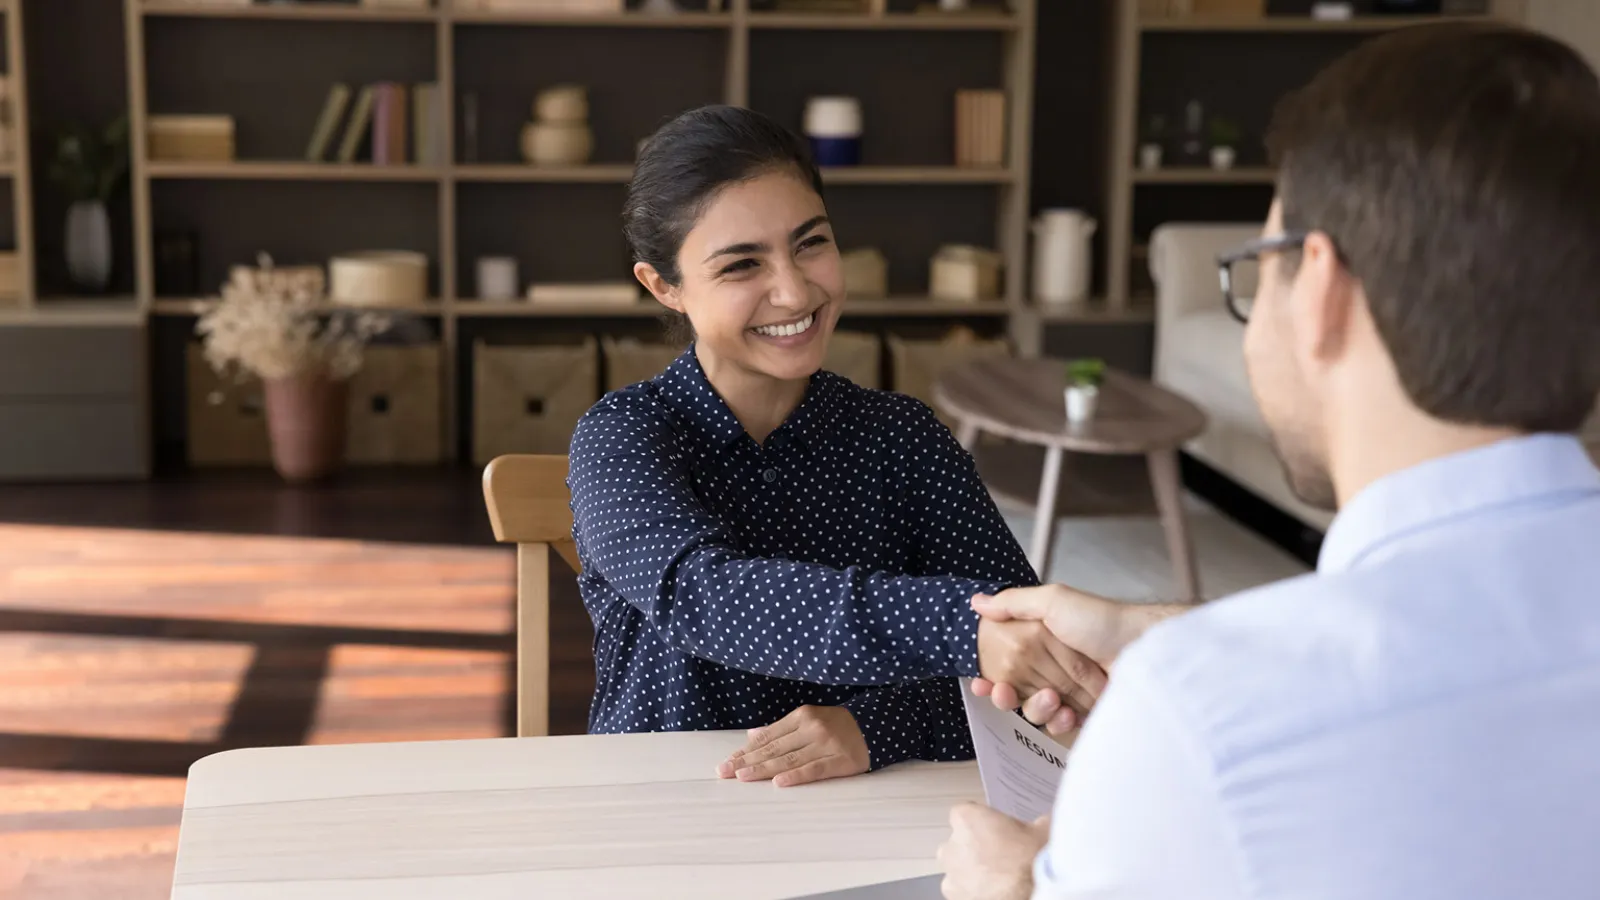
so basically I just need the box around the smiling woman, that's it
[565,105,1077,791]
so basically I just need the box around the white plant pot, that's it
[1064,384,1099,425]
[66,200,113,292]
[1138,143,1163,170]
[1210,146,1236,170]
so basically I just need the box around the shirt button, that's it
[762,468,779,484]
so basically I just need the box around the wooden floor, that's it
[0,472,595,900]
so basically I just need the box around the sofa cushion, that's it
[1158,308,1266,436]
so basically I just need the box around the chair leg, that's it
[516,543,552,738]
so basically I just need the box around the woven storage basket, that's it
[346,344,443,464]
[887,329,1009,429]
[601,336,685,392]
[473,337,599,465]
[186,344,272,466]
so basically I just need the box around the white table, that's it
[171,731,982,899]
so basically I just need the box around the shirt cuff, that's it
[944,578,1006,678]
[841,687,919,772]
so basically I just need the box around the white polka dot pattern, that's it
[567,348,1039,770]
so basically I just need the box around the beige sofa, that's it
[1149,222,1600,531]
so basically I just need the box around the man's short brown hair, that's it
[1267,22,1600,432]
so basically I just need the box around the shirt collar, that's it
[1318,433,1600,574]
[652,344,844,450]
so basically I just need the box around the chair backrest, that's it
[483,454,580,737]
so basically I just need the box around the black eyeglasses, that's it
[1216,232,1307,323]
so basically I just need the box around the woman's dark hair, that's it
[624,105,824,341]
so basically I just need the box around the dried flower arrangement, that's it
[196,253,389,383]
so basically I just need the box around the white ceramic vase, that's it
[1210,146,1236,170]
[1064,384,1099,425]
[66,200,112,292]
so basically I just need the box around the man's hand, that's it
[936,802,1050,900]
[715,705,870,788]
[971,586,1191,734]
[976,617,1108,725]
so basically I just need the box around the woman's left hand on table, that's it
[716,705,870,788]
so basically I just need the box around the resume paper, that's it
[957,677,1077,823]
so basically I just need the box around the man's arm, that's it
[1031,654,1245,899]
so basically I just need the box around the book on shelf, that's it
[413,83,444,167]
[371,83,410,165]
[304,83,352,162]
[336,84,377,163]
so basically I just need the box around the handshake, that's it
[972,585,1177,734]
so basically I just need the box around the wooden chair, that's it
[483,454,581,738]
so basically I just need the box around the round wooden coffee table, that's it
[933,356,1209,600]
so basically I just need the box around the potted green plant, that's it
[197,253,390,483]
[1208,117,1242,171]
[1064,357,1105,424]
[48,115,130,293]
[1138,113,1167,170]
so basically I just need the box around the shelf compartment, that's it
[142,1,441,23]
[147,161,446,182]
[748,12,1018,31]
[151,297,445,315]
[1131,166,1276,185]
[822,166,1014,185]
[450,9,732,27]
[453,164,634,183]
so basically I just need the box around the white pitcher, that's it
[1032,208,1097,307]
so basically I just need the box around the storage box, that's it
[149,115,236,163]
[602,336,685,392]
[955,90,1006,168]
[186,344,272,466]
[329,251,428,307]
[841,248,888,298]
[823,330,881,390]
[473,337,599,465]
[346,344,443,464]
[888,329,1009,429]
[929,245,1003,302]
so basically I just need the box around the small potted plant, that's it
[196,253,390,483]
[48,114,130,293]
[1138,113,1167,170]
[1208,118,1241,170]
[1064,357,1105,425]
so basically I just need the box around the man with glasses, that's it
[938,21,1600,900]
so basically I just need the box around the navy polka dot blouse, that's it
[567,347,1039,771]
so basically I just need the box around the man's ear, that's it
[634,262,684,314]
[1289,230,1354,368]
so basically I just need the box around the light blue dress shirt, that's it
[1034,434,1600,899]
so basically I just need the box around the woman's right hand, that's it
[975,616,1108,728]
[971,586,1188,734]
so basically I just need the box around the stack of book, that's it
[304,82,446,166]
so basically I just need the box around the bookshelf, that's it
[1101,1,1528,311]
[120,0,1041,468]
[0,0,34,315]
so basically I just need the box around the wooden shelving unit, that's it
[1101,2,1527,311]
[0,0,35,315]
[121,0,1039,467]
